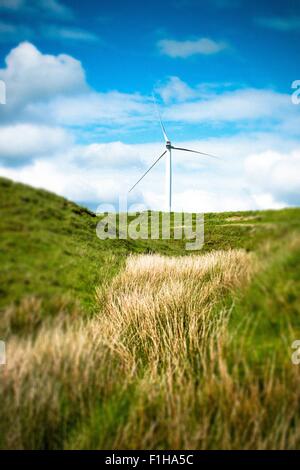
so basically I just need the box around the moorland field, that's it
[1,176,300,449]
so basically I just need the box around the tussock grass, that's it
[0,295,84,337]
[1,245,300,449]
[2,178,300,449]
[2,176,300,318]
[1,319,129,449]
[99,250,253,372]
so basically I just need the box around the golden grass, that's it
[1,248,300,449]
[0,295,84,337]
[98,250,253,372]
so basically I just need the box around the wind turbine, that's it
[129,96,220,212]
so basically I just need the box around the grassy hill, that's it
[1,176,299,320]
[1,176,300,449]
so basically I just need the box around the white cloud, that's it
[44,91,151,127]
[0,42,86,114]
[0,159,110,203]
[144,189,255,213]
[0,42,299,213]
[0,153,144,207]
[77,142,148,169]
[155,76,196,103]
[0,124,73,164]
[0,42,151,128]
[245,150,300,205]
[1,43,296,136]
[129,137,300,212]
[251,193,285,210]
[152,78,298,136]
[165,88,289,123]
[158,37,227,58]
[1,134,300,211]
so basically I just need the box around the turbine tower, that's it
[129,95,220,212]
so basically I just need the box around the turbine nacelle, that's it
[166,141,172,149]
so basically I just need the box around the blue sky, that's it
[0,0,299,212]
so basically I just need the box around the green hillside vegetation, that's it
[1,176,300,449]
[1,176,298,322]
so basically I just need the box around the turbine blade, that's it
[152,93,169,142]
[128,150,167,193]
[171,146,221,160]
[160,120,169,143]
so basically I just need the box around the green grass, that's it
[0,177,125,316]
[1,176,300,449]
[228,235,300,365]
[1,176,299,323]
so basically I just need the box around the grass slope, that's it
[1,176,299,320]
[1,177,300,449]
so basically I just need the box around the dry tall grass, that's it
[98,250,253,373]
[1,248,300,449]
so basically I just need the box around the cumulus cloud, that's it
[245,150,300,205]
[152,78,298,138]
[157,37,227,58]
[0,42,151,128]
[155,76,196,103]
[143,189,254,213]
[0,42,299,213]
[0,42,86,115]
[172,190,254,212]
[0,159,119,204]
[165,88,289,123]
[44,91,151,127]
[134,137,300,212]
[144,189,284,213]
[1,133,299,211]
[0,124,73,164]
[1,43,296,135]
[0,149,145,208]
[76,142,149,169]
